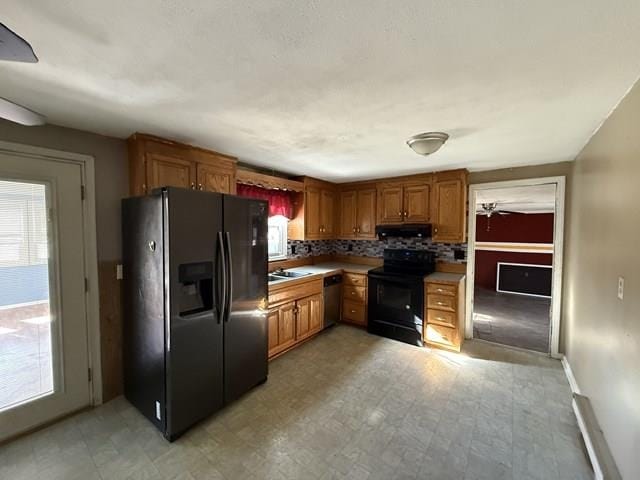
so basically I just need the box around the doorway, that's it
[465,178,565,357]
[0,143,99,441]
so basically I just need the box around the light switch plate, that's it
[618,277,624,300]
[116,264,123,280]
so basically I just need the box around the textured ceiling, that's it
[2,1,640,182]
[476,184,556,213]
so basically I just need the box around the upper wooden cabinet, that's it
[338,187,377,239]
[377,177,431,225]
[289,177,336,241]
[432,169,468,243]
[128,133,237,196]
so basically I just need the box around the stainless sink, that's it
[271,270,312,278]
[268,274,285,283]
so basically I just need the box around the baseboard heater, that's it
[496,262,552,297]
[572,393,622,480]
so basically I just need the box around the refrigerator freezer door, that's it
[223,196,268,403]
[122,194,166,433]
[165,188,224,439]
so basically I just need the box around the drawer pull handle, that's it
[351,291,356,295]
[351,310,356,313]
[436,317,445,321]
[437,289,444,292]
[437,302,445,306]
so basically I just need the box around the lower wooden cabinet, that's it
[423,275,466,352]
[267,302,296,358]
[267,279,324,359]
[341,273,368,326]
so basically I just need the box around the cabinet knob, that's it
[190,182,196,189]
[353,227,356,233]
[198,183,203,190]
[398,211,402,216]
[434,227,438,234]
[356,227,360,233]
[404,211,408,217]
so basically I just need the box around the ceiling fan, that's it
[0,23,46,125]
[477,202,523,231]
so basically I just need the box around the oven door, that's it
[368,272,424,334]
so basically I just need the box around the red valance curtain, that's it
[236,184,293,218]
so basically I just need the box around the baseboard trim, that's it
[563,355,621,480]
[561,354,580,394]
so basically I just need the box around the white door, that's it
[0,151,90,441]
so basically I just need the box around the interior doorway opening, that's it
[465,178,565,356]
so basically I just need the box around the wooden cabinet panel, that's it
[267,302,296,358]
[320,189,335,237]
[356,188,376,238]
[339,190,357,238]
[344,285,366,303]
[197,164,233,194]
[433,176,466,243]
[342,300,366,325]
[404,184,430,223]
[425,323,458,349]
[343,273,367,287]
[295,295,315,340]
[427,309,456,328]
[378,186,404,224]
[304,187,322,238]
[146,152,195,191]
[426,283,458,296]
[307,294,323,335]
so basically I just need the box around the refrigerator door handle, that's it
[224,231,233,322]
[217,232,227,324]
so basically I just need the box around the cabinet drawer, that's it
[344,272,367,287]
[343,285,366,303]
[427,294,456,312]
[268,279,323,306]
[426,283,457,297]
[342,300,366,325]
[425,323,458,349]
[427,309,456,328]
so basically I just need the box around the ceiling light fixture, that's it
[406,132,449,156]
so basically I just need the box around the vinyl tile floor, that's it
[473,288,551,353]
[0,325,592,480]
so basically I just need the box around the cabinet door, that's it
[378,186,404,224]
[295,297,312,340]
[433,178,465,243]
[267,302,296,358]
[146,152,196,191]
[278,303,296,350]
[307,294,324,335]
[356,188,376,238]
[197,164,233,194]
[304,187,322,238]
[339,190,357,238]
[404,184,430,223]
[320,189,335,237]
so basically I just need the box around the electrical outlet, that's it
[347,244,353,252]
[618,277,624,300]
[116,264,123,280]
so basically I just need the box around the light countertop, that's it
[424,272,465,284]
[268,262,375,290]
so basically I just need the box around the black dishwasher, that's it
[323,274,342,328]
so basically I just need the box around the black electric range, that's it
[368,249,436,346]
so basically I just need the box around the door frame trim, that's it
[465,176,565,358]
[0,140,102,404]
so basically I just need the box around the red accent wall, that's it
[475,251,552,289]
[476,213,554,243]
[475,213,554,290]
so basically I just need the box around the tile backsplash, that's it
[287,238,467,263]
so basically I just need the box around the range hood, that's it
[375,223,432,240]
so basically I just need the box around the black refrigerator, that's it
[122,187,268,441]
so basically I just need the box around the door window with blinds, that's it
[0,180,54,411]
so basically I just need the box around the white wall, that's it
[563,80,640,479]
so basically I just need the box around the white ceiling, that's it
[476,184,556,213]
[2,1,640,182]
